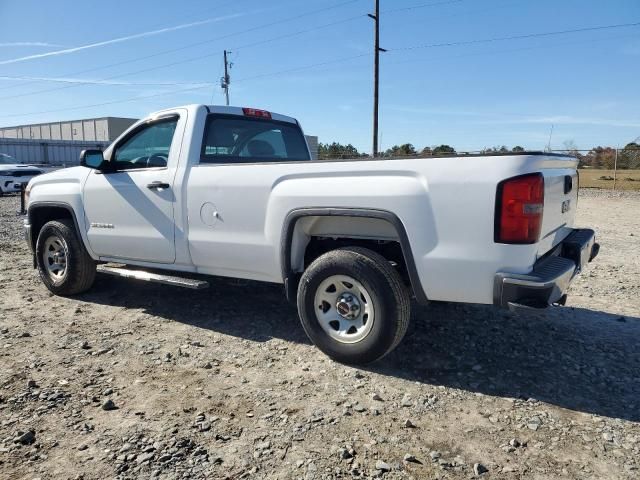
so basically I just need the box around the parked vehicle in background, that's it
[0,153,21,165]
[0,163,44,196]
[21,104,599,364]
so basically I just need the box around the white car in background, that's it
[0,154,45,195]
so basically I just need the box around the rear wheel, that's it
[297,247,410,364]
[36,219,96,295]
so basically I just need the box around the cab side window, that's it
[113,118,178,170]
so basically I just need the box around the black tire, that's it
[35,219,96,296]
[297,246,411,364]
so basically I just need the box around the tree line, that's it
[566,143,640,170]
[318,141,640,169]
[318,142,525,159]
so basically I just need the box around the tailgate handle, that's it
[564,175,573,194]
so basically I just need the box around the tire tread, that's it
[297,246,411,364]
[36,219,96,296]
[338,247,411,358]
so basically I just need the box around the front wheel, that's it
[35,219,96,296]
[297,247,411,364]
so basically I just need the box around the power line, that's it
[0,1,521,103]
[383,31,639,69]
[383,0,467,14]
[0,53,371,120]
[0,0,363,95]
[220,29,640,92]
[0,28,627,122]
[390,20,640,51]
[0,2,366,102]
[2,0,474,96]
[150,0,247,28]
[0,85,213,119]
[233,54,369,83]
[0,0,243,91]
[0,75,214,87]
[233,22,640,83]
[0,15,366,95]
[382,0,524,27]
[0,31,629,120]
[232,14,365,52]
[1,20,638,120]
[249,30,635,83]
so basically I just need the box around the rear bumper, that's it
[494,228,599,309]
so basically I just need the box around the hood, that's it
[28,166,89,187]
[0,164,41,172]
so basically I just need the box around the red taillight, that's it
[495,173,544,244]
[242,107,271,119]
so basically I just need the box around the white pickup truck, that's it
[22,104,599,364]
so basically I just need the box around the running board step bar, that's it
[97,265,209,290]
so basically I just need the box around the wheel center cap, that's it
[53,252,65,265]
[336,294,361,320]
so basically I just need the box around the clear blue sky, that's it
[0,0,638,153]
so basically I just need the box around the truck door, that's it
[186,110,311,281]
[82,113,185,263]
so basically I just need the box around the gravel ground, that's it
[0,190,639,480]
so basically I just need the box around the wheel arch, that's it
[27,202,84,253]
[280,208,428,305]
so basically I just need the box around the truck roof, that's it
[147,104,299,125]
[206,105,299,125]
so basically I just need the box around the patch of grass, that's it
[578,169,640,191]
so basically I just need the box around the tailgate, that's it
[537,158,579,256]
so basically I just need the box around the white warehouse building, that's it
[0,116,318,164]
[0,117,137,142]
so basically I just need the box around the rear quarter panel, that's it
[183,153,572,305]
[185,160,435,283]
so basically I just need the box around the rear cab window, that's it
[200,114,310,164]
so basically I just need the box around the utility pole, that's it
[545,124,554,152]
[613,146,619,191]
[222,50,231,106]
[368,1,386,157]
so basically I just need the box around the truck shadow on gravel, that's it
[83,275,640,423]
[383,302,640,423]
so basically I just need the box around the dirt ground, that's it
[1,190,638,480]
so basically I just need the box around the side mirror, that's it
[80,149,105,169]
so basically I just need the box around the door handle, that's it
[147,181,170,190]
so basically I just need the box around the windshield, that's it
[200,115,310,164]
[0,153,18,165]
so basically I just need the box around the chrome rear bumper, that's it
[494,228,599,309]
